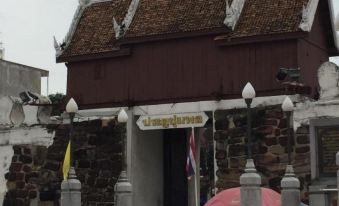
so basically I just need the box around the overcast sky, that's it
[0,0,339,95]
[0,0,78,95]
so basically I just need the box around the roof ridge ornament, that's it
[112,0,140,39]
[299,0,319,31]
[79,0,90,7]
[113,17,122,39]
[224,0,246,30]
[53,36,62,56]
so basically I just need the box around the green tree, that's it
[48,93,66,116]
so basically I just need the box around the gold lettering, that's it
[190,116,194,124]
[172,116,177,127]
[183,117,187,124]
[142,114,205,128]
[143,117,151,126]
[155,119,161,126]
[195,116,203,123]
[162,118,169,128]
[177,117,182,125]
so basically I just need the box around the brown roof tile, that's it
[217,0,309,40]
[59,0,310,60]
[126,0,226,38]
[60,0,131,58]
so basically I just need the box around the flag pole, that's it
[192,127,199,206]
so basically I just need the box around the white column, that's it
[0,146,14,206]
[126,110,133,179]
[240,159,262,206]
[281,165,300,206]
[114,171,133,206]
[115,110,133,206]
[336,152,339,206]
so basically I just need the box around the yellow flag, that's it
[62,141,71,180]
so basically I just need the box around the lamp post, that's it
[280,96,300,206]
[61,98,81,206]
[241,82,256,159]
[240,82,261,206]
[114,108,132,206]
[66,98,78,167]
[118,109,128,172]
[281,96,294,164]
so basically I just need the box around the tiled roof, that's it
[60,0,131,58]
[125,0,227,38]
[217,0,309,40]
[59,0,310,59]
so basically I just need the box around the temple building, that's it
[53,0,339,205]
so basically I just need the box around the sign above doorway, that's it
[136,112,209,130]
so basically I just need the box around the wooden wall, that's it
[67,37,300,108]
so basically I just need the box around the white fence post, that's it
[281,165,300,206]
[61,167,81,206]
[114,171,133,206]
[240,159,262,206]
[336,152,339,206]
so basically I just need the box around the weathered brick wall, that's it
[214,106,311,203]
[4,119,123,206]
[4,145,42,206]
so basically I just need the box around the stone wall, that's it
[4,119,123,206]
[214,106,311,203]
[4,145,41,206]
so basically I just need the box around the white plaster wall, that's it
[0,127,55,205]
[0,95,54,206]
[131,122,163,206]
[0,146,14,206]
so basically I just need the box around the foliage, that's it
[48,93,65,104]
[48,93,66,116]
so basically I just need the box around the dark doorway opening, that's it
[164,129,188,206]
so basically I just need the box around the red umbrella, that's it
[204,187,281,206]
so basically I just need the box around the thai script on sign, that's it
[143,115,203,128]
[136,112,208,130]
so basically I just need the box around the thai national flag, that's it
[186,128,196,180]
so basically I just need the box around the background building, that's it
[0,59,48,97]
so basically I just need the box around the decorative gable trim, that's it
[299,0,319,31]
[113,0,140,39]
[224,0,246,30]
[299,0,339,51]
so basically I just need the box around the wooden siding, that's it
[67,36,299,108]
